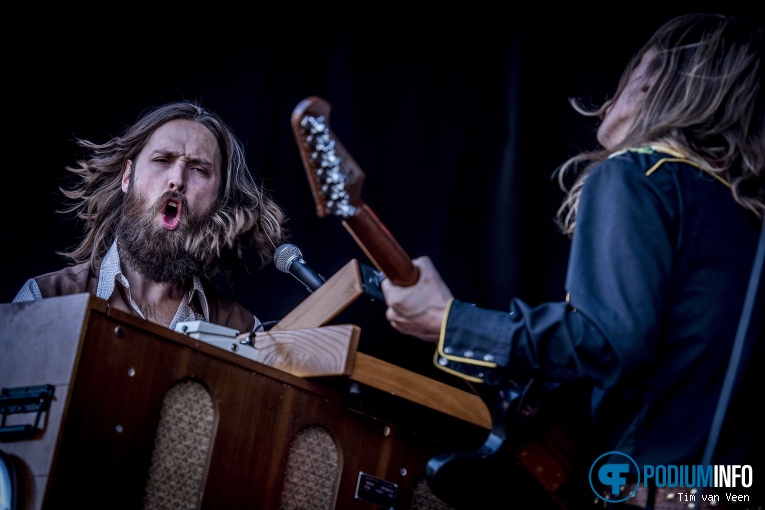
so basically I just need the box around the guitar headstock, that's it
[290,96,419,286]
[291,96,366,219]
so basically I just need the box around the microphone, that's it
[274,244,325,293]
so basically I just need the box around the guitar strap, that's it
[701,218,765,467]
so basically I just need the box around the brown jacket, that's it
[33,261,256,333]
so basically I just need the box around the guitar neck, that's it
[290,96,419,288]
[342,203,419,287]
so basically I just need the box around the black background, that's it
[1,6,754,380]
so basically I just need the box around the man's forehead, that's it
[143,119,221,163]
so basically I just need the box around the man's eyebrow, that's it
[186,156,215,167]
[150,149,214,167]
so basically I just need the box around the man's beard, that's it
[118,188,214,284]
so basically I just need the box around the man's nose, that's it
[167,163,186,192]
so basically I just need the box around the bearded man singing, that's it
[12,101,287,334]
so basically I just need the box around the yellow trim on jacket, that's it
[433,297,498,383]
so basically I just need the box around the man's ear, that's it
[121,161,132,193]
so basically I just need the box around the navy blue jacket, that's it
[435,146,763,468]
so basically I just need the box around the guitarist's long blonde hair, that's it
[554,13,764,237]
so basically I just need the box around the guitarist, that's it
[382,13,764,510]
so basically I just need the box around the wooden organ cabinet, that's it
[0,260,575,510]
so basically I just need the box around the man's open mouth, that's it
[161,197,182,230]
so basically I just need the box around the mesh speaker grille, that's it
[143,379,213,510]
[410,477,455,510]
[279,425,338,510]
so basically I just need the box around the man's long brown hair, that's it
[57,100,287,277]
[555,13,765,236]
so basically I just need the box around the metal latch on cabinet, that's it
[0,384,55,441]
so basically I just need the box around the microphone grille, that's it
[274,244,302,273]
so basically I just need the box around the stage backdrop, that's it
[1,6,752,380]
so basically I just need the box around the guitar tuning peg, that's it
[300,114,328,135]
